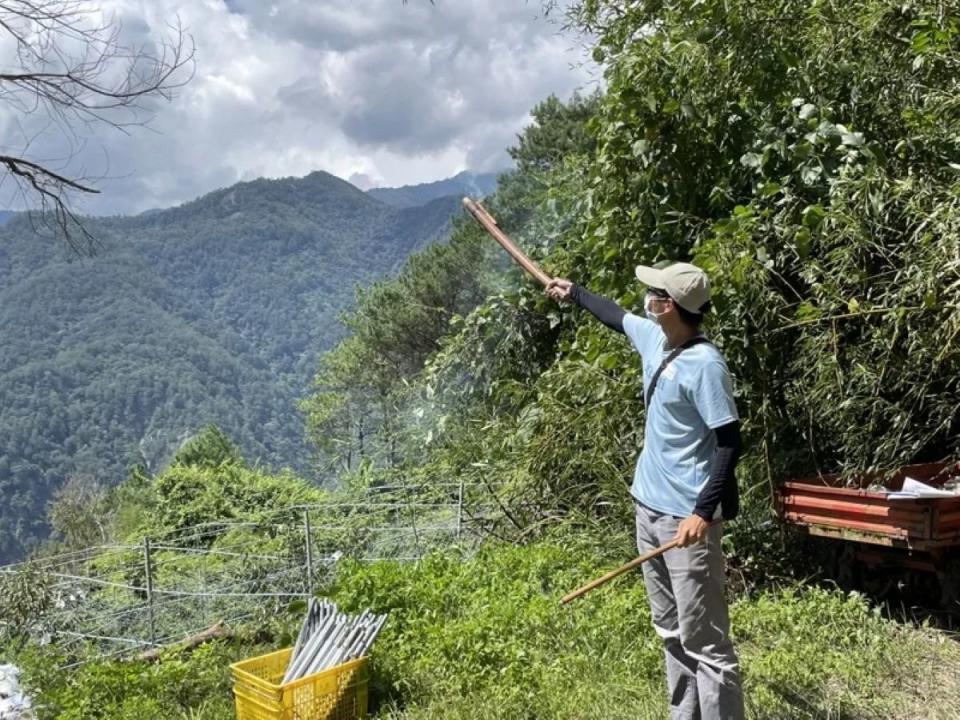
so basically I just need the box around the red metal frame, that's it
[776,461,960,551]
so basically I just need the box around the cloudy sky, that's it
[0,0,596,215]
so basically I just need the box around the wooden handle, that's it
[560,539,680,605]
[462,197,553,287]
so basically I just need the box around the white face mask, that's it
[645,294,669,324]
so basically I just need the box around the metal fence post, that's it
[304,508,314,597]
[401,479,423,560]
[143,536,156,645]
[201,549,208,626]
[456,480,464,541]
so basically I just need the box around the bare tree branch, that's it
[0,0,196,250]
[0,153,97,252]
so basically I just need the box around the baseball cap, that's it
[635,262,711,313]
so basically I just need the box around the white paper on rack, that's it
[887,476,958,500]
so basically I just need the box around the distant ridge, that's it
[367,170,501,208]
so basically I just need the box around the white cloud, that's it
[0,0,596,215]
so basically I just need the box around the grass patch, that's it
[13,532,959,719]
[330,534,960,720]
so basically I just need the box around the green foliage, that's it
[300,223,493,473]
[47,476,112,551]
[304,0,960,594]
[303,92,601,527]
[109,465,160,540]
[0,563,55,645]
[563,0,960,480]
[35,425,325,547]
[149,463,321,538]
[15,640,247,720]
[326,536,949,719]
[172,426,243,470]
[9,524,960,719]
[507,92,602,174]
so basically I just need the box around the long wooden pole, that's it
[462,197,553,287]
[560,538,680,605]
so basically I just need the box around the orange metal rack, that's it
[777,461,960,550]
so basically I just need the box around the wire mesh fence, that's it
[0,481,500,665]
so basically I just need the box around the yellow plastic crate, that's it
[230,647,369,720]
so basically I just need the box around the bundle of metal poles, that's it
[281,598,388,683]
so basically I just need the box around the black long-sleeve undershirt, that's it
[570,283,626,334]
[694,421,742,521]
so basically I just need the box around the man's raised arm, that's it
[546,278,627,334]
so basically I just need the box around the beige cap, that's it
[635,262,711,313]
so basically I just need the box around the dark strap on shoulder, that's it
[645,336,711,406]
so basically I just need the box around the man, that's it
[546,262,744,720]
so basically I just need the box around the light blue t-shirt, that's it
[623,313,739,518]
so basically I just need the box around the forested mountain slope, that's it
[0,170,464,561]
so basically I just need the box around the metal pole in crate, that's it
[304,508,315,596]
[143,536,156,645]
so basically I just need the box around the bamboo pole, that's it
[560,539,680,605]
[462,197,553,287]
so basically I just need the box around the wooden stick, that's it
[132,619,231,662]
[462,197,553,287]
[560,539,680,605]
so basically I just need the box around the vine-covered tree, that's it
[172,425,243,470]
[46,475,111,550]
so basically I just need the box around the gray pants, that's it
[635,502,744,720]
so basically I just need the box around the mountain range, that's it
[0,169,497,561]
